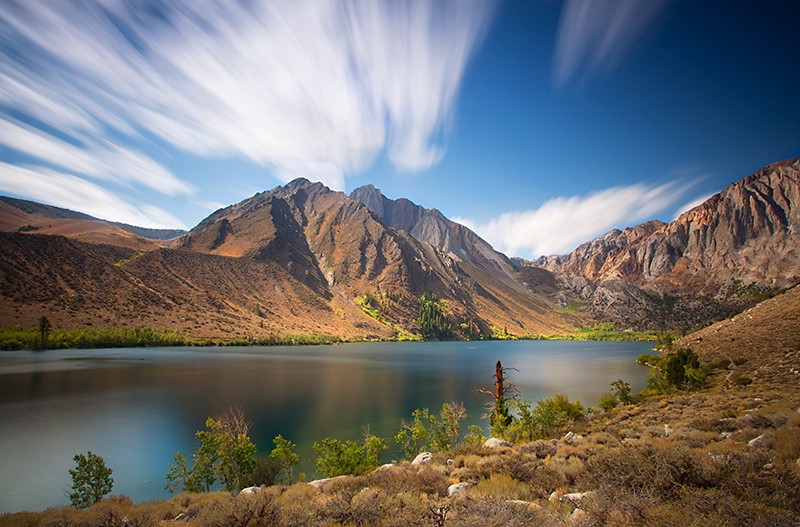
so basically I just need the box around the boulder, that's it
[308,475,348,489]
[483,437,513,449]
[238,486,261,496]
[448,482,472,497]
[748,434,765,447]
[412,452,433,465]
[664,424,674,437]
[562,431,584,444]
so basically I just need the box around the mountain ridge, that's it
[1,158,797,337]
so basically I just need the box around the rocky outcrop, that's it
[533,158,800,297]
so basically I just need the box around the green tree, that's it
[395,408,432,459]
[38,316,51,349]
[439,401,467,449]
[314,428,387,477]
[69,451,113,509]
[165,407,259,493]
[271,434,300,484]
[610,379,633,405]
[395,402,468,458]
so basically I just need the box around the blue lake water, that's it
[0,340,652,513]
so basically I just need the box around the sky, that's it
[1,0,798,259]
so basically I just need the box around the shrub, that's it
[470,473,531,500]
[314,429,387,477]
[599,393,618,411]
[531,394,585,439]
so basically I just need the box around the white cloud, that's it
[553,0,672,87]
[0,162,186,229]
[0,119,192,196]
[473,181,688,259]
[0,0,493,195]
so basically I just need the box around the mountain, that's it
[1,158,797,338]
[349,184,519,284]
[0,180,574,339]
[525,157,800,328]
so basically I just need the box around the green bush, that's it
[314,429,387,477]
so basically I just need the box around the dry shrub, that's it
[689,416,739,433]
[583,443,706,502]
[192,487,281,527]
[773,427,800,464]
[640,489,798,527]
[516,440,557,459]
[470,473,532,500]
[470,454,541,485]
[366,464,449,497]
[528,465,568,500]
[452,453,482,469]
[545,456,584,484]
[448,497,551,527]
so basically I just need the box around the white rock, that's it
[448,482,472,496]
[239,486,261,496]
[560,491,594,505]
[482,437,513,449]
[412,452,433,465]
[308,475,348,489]
[664,424,674,437]
[748,434,765,447]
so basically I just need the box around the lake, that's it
[0,340,652,513]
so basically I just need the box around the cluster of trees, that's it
[417,293,451,340]
[165,407,298,493]
[639,348,707,393]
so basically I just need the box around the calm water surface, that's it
[0,340,652,513]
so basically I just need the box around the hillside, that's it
[0,196,179,251]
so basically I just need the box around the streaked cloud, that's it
[0,0,493,209]
[553,0,672,87]
[472,181,689,259]
[0,119,192,196]
[0,162,185,229]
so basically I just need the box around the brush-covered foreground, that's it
[3,363,799,527]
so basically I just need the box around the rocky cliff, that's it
[524,158,800,329]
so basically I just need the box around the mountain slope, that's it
[350,184,519,285]
[177,179,572,337]
[533,158,800,296]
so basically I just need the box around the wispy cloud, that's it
[553,0,672,87]
[0,162,186,229]
[471,181,689,259]
[0,0,493,206]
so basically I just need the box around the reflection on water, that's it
[0,340,652,513]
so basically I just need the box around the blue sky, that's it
[1,0,798,259]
